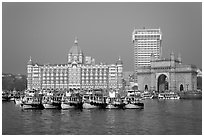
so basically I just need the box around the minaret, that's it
[178,53,182,64]
[170,51,175,61]
[74,37,78,45]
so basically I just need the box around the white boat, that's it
[43,102,60,109]
[105,97,125,109]
[158,92,180,99]
[82,92,105,109]
[21,96,42,109]
[61,102,75,109]
[42,91,62,109]
[124,94,144,109]
[142,91,153,99]
[61,93,83,109]
[125,103,144,109]
[14,98,22,105]
[83,102,99,109]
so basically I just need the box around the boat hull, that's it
[83,102,99,109]
[14,99,22,105]
[61,102,75,109]
[106,104,119,109]
[43,103,61,109]
[125,103,144,109]
[106,103,124,109]
[22,103,43,109]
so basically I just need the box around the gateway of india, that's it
[132,28,198,92]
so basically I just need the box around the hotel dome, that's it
[69,38,83,55]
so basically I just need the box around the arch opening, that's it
[180,84,184,91]
[145,85,148,91]
[157,74,168,92]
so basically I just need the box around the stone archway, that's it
[157,74,168,92]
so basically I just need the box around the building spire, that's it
[118,56,121,61]
[74,37,78,45]
[29,56,32,61]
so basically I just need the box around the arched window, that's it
[145,85,148,90]
[180,84,184,91]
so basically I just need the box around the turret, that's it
[68,37,84,64]
[170,52,175,67]
[178,53,182,64]
[27,56,33,65]
[170,51,175,61]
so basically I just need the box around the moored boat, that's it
[61,92,83,109]
[42,91,62,109]
[142,91,153,99]
[82,91,106,109]
[124,94,144,109]
[14,98,22,105]
[105,90,125,109]
[158,92,180,99]
[21,94,43,109]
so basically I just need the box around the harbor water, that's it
[2,99,202,135]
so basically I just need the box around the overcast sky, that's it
[2,2,202,75]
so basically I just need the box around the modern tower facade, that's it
[27,38,123,91]
[132,28,162,82]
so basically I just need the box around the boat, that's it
[105,90,125,109]
[21,90,43,109]
[82,90,106,109]
[42,91,62,109]
[178,90,202,99]
[124,94,144,109]
[158,92,180,99]
[14,98,22,105]
[106,97,125,109]
[142,91,153,99]
[2,91,10,101]
[2,91,15,101]
[61,91,83,109]
[8,93,15,101]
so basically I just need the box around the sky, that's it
[2,2,202,75]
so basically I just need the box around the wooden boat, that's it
[2,92,10,101]
[42,94,61,109]
[82,91,106,109]
[105,90,125,109]
[158,92,180,99]
[124,93,144,109]
[21,95,43,109]
[61,92,83,109]
[142,91,153,99]
[14,98,22,105]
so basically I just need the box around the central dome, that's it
[69,38,83,55]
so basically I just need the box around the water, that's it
[2,99,202,135]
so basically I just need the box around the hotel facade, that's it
[27,38,123,91]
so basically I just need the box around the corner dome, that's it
[69,38,83,55]
[27,56,33,65]
[116,56,123,65]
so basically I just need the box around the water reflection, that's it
[2,100,202,135]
